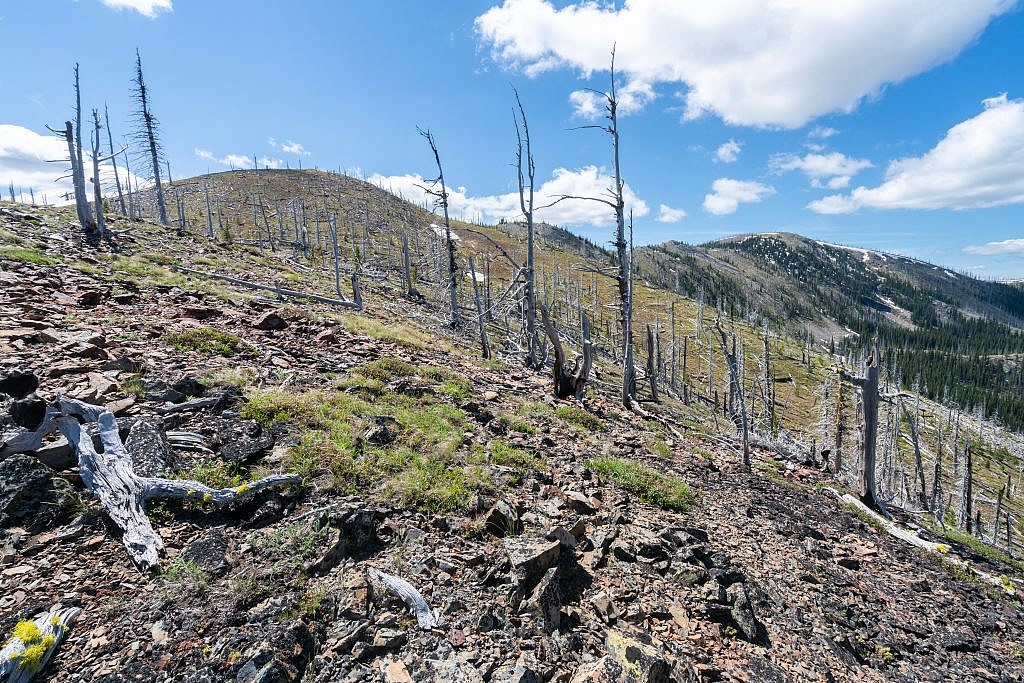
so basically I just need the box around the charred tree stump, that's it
[540,304,592,400]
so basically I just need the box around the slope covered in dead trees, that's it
[1,201,1023,682]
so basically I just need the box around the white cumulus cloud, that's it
[99,0,172,19]
[0,123,145,205]
[569,79,656,119]
[476,0,1012,128]
[194,148,283,169]
[807,125,838,140]
[715,140,742,163]
[770,151,872,189]
[656,204,687,223]
[369,165,648,228]
[809,94,1024,214]
[963,238,1024,256]
[281,140,310,156]
[703,178,775,216]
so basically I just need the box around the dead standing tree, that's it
[132,48,169,226]
[104,103,128,215]
[514,89,543,369]
[417,127,460,328]
[837,339,884,512]
[714,309,750,470]
[548,48,636,409]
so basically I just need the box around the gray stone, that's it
[124,419,176,478]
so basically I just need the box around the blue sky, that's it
[2,0,1024,278]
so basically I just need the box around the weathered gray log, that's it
[155,395,220,414]
[7,397,298,571]
[170,264,361,309]
[368,567,437,629]
[836,491,1015,595]
[0,605,81,682]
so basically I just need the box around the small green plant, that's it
[120,373,146,398]
[147,500,175,525]
[285,583,329,619]
[161,557,209,595]
[439,377,472,399]
[165,327,243,356]
[491,413,537,435]
[177,460,243,489]
[586,457,695,511]
[650,440,672,458]
[556,405,604,432]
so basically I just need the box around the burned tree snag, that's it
[132,48,169,226]
[469,255,491,359]
[104,103,127,215]
[714,311,750,469]
[961,445,974,533]
[646,324,659,402]
[540,304,592,400]
[418,127,460,328]
[838,339,882,511]
[514,89,543,369]
[90,109,107,238]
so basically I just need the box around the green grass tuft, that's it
[586,457,695,511]
[165,327,242,356]
[556,405,605,432]
[0,246,56,264]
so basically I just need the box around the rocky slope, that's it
[1,205,1023,682]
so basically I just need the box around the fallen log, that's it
[5,397,299,571]
[170,264,361,309]
[0,605,81,682]
[368,567,437,630]
[155,395,221,414]
[835,491,1016,595]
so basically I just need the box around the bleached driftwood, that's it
[368,567,437,629]
[837,491,1016,595]
[0,605,81,682]
[3,397,299,571]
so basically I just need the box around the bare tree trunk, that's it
[962,445,974,533]
[419,128,460,327]
[90,109,107,238]
[540,304,592,400]
[104,103,127,215]
[715,312,749,469]
[993,485,1005,543]
[646,324,659,402]
[839,339,882,511]
[903,400,929,509]
[469,255,490,359]
[133,49,169,226]
[514,90,542,369]
[61,120,94,236]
